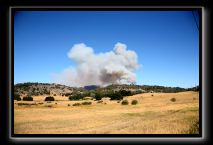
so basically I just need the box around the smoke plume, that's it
[52,42,140,87]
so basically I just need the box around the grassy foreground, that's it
[14,91,199,134]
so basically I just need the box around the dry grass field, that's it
[14,91,199,134]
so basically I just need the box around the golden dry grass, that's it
[14,91,199,134]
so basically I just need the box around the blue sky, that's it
[14,11,199,88]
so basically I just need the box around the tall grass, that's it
[188,120,199,134]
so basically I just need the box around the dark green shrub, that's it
[82,102,92,105]
[94,92,102,100]
[109,92,123,100]
[69,93,84,100]
[119,90,132,96]
[18,103,28,106]
[18,102,36,106]
[121,100,129,105]
[14,93,21,101]
[23,96,33,101]
[131,100,138,105]
[170,98,176,102]
[45,96,55,101]
[72,103,81,106]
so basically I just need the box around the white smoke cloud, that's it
[52,42,140,87]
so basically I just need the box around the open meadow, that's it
[14,91,199,134]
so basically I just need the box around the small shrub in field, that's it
[170,98,176,102]
[45,96,55,101]
[54,94,56,96]
[131,100,138,105]
[97,100,103,103]
[81,102,92,105]
[117,101,120,103]
[14,93,21,101]
[72,103,81,106]
[68,104,70,106]
[46,105,53,107]
[121,100,129,105]
[23,96,33,101]
[151,94,154,96]
[18,103,33,106]
[55,102,57,104]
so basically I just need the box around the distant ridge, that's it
[84,85,99,91]
[14,82,199,97]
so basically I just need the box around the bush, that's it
[119,90,132,96]
[94,92,102,100]
[121,100,129,105]
[81,102,92,105]
[68,104,71,106]
[108,92,123,100]
[72,103,81,106]
[69,93,84,100]
[45,96,55,101]
[170,98,176,102]
[131,100,138,105]
[54,94,56,96]
[23,96,33,101]
[14,93,21,101]
[18,102,36,106]
[97,100,103,103]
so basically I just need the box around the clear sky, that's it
[14,11,199,88]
